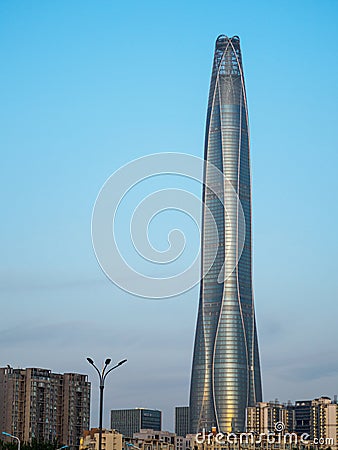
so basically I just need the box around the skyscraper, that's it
[189,35,262,433]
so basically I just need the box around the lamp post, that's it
[2,432,20,450]
[126,444,140,450]
[86,357,127,450]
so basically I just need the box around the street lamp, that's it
[86,357,127,450]
[126,444,141,450]
[2,432,20,450]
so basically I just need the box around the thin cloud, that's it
[0,274,105,293]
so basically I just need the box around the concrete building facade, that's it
[80,429,123,450]
[0,366,90,445]
[132,429,192,450]
[247,396,338,448]
[246,401,294,434]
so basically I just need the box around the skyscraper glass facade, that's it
[189,35,262,433]
[111,408,161,437]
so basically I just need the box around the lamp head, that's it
[86,357,94,365]
[105,358,112,365]
[118,359,127,366]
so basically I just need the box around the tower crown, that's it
[215,35,240,49]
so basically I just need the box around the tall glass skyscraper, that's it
[189,35,262,433]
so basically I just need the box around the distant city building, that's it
[124,434,174,450]
[132,429,192,450]
[111,409,161,437]
[294,400,312,436]
[133,429,175,442]
[80,429,122,450]
[247,396,338,447]
[285,400,296,433]
[174,434,193,450]
[175,407,190,437]
[303,397,337,443]
[246,401,293,434]
[0,366,90,446]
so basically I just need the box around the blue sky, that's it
[1,0,338,432]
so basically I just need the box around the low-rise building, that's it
[80,429,123,450]
[130,429,192,450]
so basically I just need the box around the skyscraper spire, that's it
[189,35,262,433]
